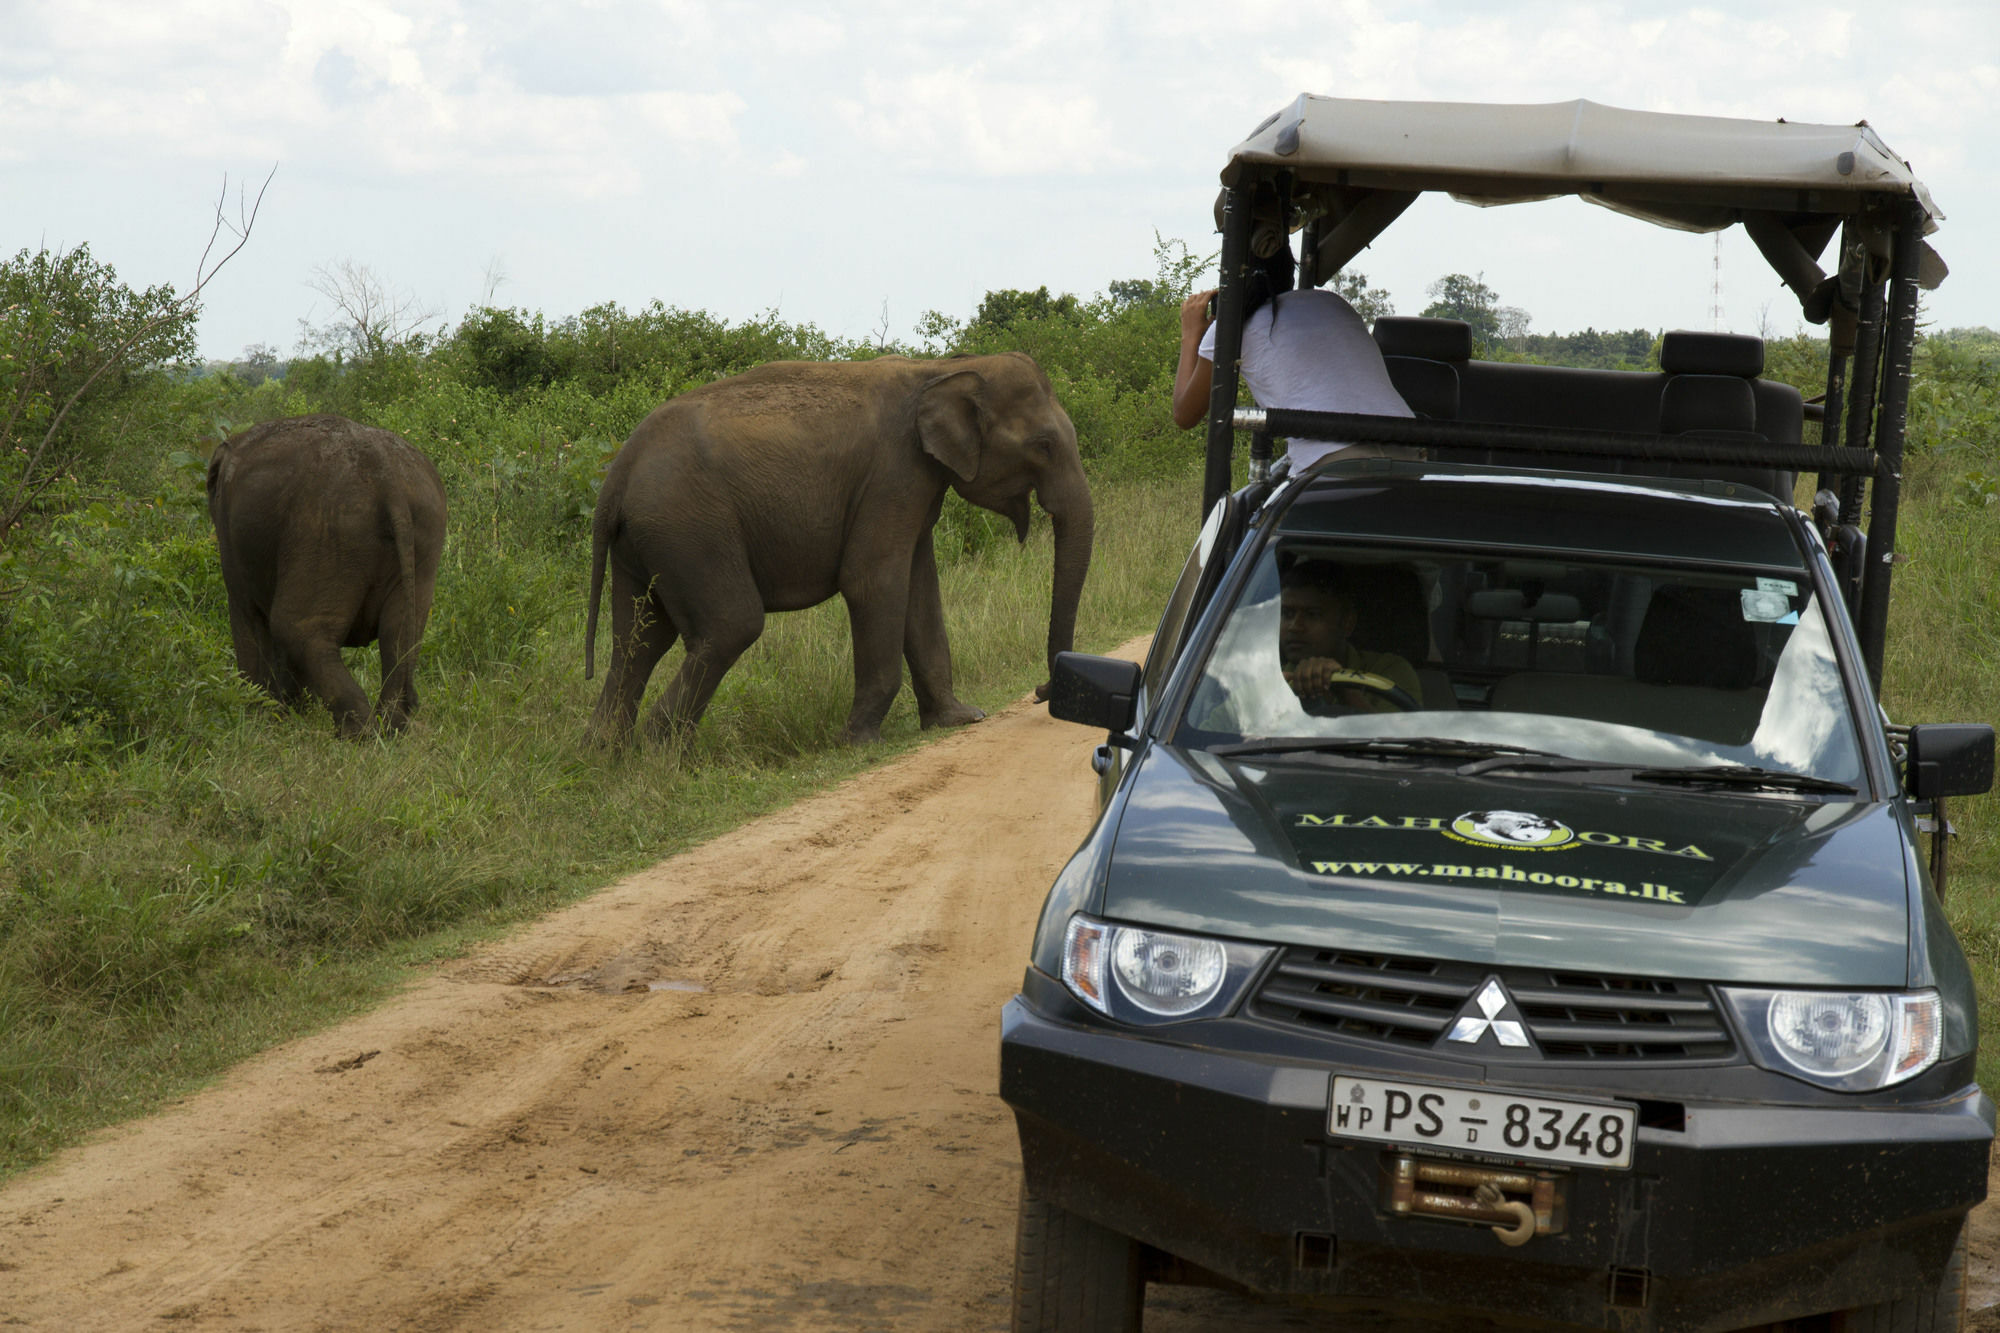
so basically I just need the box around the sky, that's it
[5,0,1996,360]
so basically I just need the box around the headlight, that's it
[1061,915,1270,1024]
[1721,988,1942,1091]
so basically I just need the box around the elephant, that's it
[206,414,448,737]
[584,352,1094,746]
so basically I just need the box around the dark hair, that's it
[1279,557,1354,602]
[1243,244,1297,324]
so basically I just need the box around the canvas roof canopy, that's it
[1218,96,1946,304]
[1198,96,1943,683]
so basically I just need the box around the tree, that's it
[234,342,283,386]
[1332,270,1395,326]
[969,286,1080,333]
[1106,277,1172,310]
[2,170,271,541]
[1421,272,1501,353]
[297,259,441,359]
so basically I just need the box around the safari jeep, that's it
[1001,97,1997,1332]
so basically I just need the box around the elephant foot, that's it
[1033,679,1054,702]
[918,701,986,730]
[841,723,886,745]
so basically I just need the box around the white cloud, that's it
[833,69,1133,176]
[4,0,1994,353]
[0,0,745,191]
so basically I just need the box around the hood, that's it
[1101,744,1912,987]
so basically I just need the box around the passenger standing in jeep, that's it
[1170,239,1415,470]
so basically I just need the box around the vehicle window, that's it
[1139,496,1234,713]
[1176,541,1865,788]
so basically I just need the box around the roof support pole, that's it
[1856,199,1928,692]
[1816,348,1849,495]
[1250,209,1317,483]
[1202,183,1253,515]
[1838,266,1888,524]
[1815,228,1861,493]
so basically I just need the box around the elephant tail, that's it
[388,493,421,610]
[584,508,608,680]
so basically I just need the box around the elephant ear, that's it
[916,370,984,483]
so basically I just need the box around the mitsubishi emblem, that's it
[1445,979,1531,1048]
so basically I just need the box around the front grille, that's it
[1250,948,1735,1063]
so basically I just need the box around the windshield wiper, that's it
[1454,755,1635,777]
[1211,737,1565,763]
[1630,764,1857,795]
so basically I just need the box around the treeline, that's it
[0,236,1220,1174]
[0,239,1211,772]
[2,234,1998,1174]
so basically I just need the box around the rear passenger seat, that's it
[1371,319,1802,501]
[1488,583,1768,744]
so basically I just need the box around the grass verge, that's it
[0,471,1200,1181]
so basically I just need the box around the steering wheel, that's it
[1297,669,1422,715]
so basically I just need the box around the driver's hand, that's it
[1284,656,1364,709]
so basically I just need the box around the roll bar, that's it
[1199,178,1931,690]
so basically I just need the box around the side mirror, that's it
[1906,724,1995,799]
[1048,652,1142,736]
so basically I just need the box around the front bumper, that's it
[1000,984,1992,1332]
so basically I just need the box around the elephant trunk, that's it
[1037,470,1095,700]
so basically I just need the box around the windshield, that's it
[1175,541,1865,790]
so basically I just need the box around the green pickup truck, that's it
[1003,96,1996,1332]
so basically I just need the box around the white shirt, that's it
[1198,288,1415,469]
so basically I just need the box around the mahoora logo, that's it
[1448,810,1575,852]
[1292,812,1712,862]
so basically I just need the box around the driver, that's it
[1280,560,1422,714]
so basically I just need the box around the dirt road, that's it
[3,662,1997,1332]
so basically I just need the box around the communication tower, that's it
[1711,232,1725,331]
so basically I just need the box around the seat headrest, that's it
[1373,317,1473,363]
[1660,331,1765,378]
[1661,374,1758,435]
[1382,358,1458,420]
[1635,586,1758,689]
[1343,562,1429,663]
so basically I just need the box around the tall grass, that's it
[1882,457,2000,1087]
[2,255,1994,1179]
[0,468,1198,1176]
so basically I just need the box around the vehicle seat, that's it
[1634,584,1759,690]
[1488,584,1764,743]
[1657,332,1790,500]
[1344,561,1456,709]
[1373,317,1468,435]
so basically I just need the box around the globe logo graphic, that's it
[1451,810,1576,850]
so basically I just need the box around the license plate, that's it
[1330,1076,1635,1170]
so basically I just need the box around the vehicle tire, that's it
[1828,1225,1968,1332]
[1011,1180,1145,1332]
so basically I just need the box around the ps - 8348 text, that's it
[1330,1076,1635,1169]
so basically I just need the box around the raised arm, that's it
[1170,288,1218,430]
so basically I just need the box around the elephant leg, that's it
[588,563,680,747]
[645,573,763,747]
[840,558,916,745]
[273,625,373,737]
[230,599,310,711]
[373,585,425,732]
[225,595,283,698]
[903,528,983,730]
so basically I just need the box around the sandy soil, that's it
[2,651,1996,1332]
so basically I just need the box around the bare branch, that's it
[479,255,508,308]
[301,259,442,357]
[1,165,276,538]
